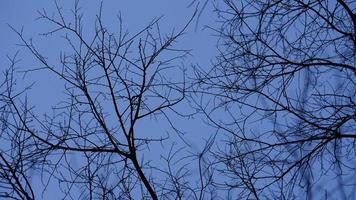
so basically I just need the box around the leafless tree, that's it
[194,0,356,199]
[0,1,218,199]
[0,56,36,200]
[4,0,355,199]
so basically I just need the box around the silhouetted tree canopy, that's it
[195,0,355,199]
[1,0,355,199]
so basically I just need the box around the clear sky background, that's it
[0,0,216,108]
[1,1,355,199]
[0,0,217,138]
[0,1,218,198]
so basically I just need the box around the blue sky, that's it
[0,1,219,198]
[2,1,354,199]
[0,0,216,107]
[0,0,217,144]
